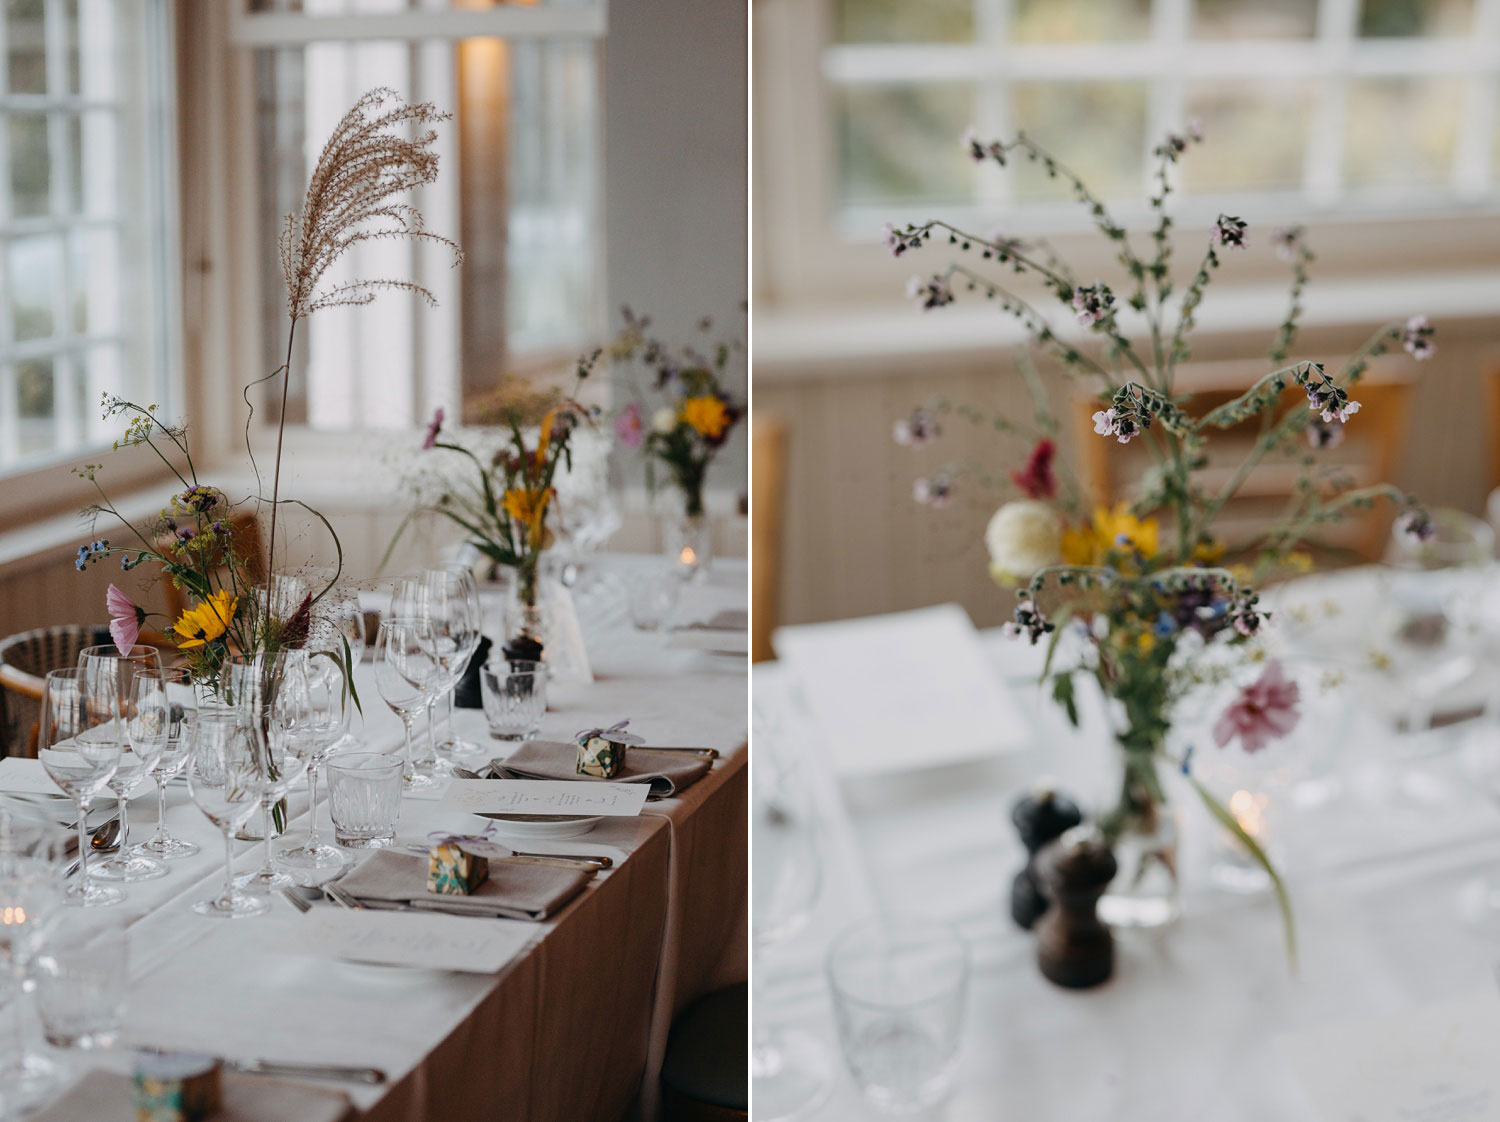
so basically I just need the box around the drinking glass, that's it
[391,576,442,778]
[480,660,548,741]
[425,565,484,763]
[130,667,200,860]
[627,568,682,631]
[827,917,970,1114]
[752,718,831,1122]
[0,803,69,1109]
[33,928,128,1050]
[326,753,403,848]
[39,668,123,907]
[374,618,441,791]
[275,652,352,880]
[77,644,166,882]
[186,710,269,918]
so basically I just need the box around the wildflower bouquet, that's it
[892,123,1437,956]
[610,307,745,521]
[77,88,460,701]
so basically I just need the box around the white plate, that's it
[475,812,603,839]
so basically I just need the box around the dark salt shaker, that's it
[1034,826,1117,990]
[1009,785,1082,929]
[453,636,493,709]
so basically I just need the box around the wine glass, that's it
[752,709,831,1122]
[392,576,442,778]
[131,667,200,860]
[373,618,440,791]
[185,710,269,918]
[423,566,483,766]
[0,803,69,1111]
[38,669,123,908]
[275,652,352,881]
[221,653,307,894]
[76,644,166,883]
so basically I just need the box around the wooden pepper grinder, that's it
[1034,825,1118,989]
[1009,785,1083,929]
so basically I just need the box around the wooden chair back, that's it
[751,413,788,662]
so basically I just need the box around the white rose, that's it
[985,500,1062,584]
[652,407,678,435]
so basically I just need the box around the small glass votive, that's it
[326,753,403,849]
[34,931,128,1050]
[627,571,682,631]
[480,660,548,742]
[826,917,969,1114]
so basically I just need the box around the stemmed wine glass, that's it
[373,618,441,791]
[38,669,123,908]
[0,803,68,1111]
[185,710,270,918]
[131,667,200,859]
[422,566,483,766]
[76,644,166,883]
[752,707,832,1122]
[391,577,441,779]
[275,652,351,880]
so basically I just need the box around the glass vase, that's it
[666,511,711,579]
[504,572,548,660]
[1097,749,1180,929]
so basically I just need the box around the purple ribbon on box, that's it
[575,719,645,747]
[427,822,498,848]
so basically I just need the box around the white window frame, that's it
[754,0,1500,312]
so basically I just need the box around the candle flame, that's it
[1,906,27,925]
[679,546,697,566]
[1228,789,1267,839]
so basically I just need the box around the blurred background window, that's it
[242,0,603,431]
[0,0,176,475]
[823,0,1496,235]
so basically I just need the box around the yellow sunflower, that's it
[1061,503,1160,566]
[680,396,729,440]
[173,589,238,650]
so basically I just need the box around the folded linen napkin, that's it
[488,740,713,799]
[32,1069,355,1122]
[685,608,747,631]
[336,849,591,921]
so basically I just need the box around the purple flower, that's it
[907,274,954,311]
[1228,591,1265,638]
[1398,508,1436,543]
[1003,597,1053,645]
[1306,419,1345,450]
[422,407,445,450]
[1213,660,1300,754]
[883,224,923,257]
[1212,215,1248,250]
[1071,282,1114,327]
[106,583,145,657]
[1302,366,1360,425]
[893,407,940,447]
[1186,116,1204,143]
[1092,407,1140,445]
[913,472,953,508]
[1403,315,1436,361]
[1271,227,1302,263]
[615,402,644,449]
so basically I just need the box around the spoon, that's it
[90,815,124,853]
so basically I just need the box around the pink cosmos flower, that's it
[106,583,144,657]
[1213,660,1300,754]
[615,402,644,449]
[422,407,444,450]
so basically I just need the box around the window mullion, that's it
[975,0,1011,213]
[1147,0,1190,200]
[1455,0,1500,196]
[1305,0,1356,205]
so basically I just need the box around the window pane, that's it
[1181,82,1312,193]
[1193,0,1318,39]
[1012,0,1151,43]
[1344,77,1462,188]
[835,83,975,210]
[833,0,974,45]
[15,356,56,456]
[1358,0,1473,37]
[8,112,51,218]
[8,236,59,341]
[1009,82,1147,202]
[6,0,47,94]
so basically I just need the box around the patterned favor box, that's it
[132,1052,222,1122]
[427,841,491,895]
[576,735,627,778]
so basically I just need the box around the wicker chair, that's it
[0,624,111,759]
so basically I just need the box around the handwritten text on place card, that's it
[288,909,533,974]
[437,779,650,817]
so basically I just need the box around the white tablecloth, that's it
[756,568,1500,1121]
[17,555,747,1122]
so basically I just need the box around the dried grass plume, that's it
[278,86,463,321]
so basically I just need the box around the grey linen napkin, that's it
[488,740,713,799]
[336,850,591,921]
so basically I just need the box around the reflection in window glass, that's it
[836,84,976,209]
[1010,82,1147,202]
[6,0,47,94]
[833,0,973,45]
[1012,0,1151,43]
[1358,0,1473,37]
[1345,77,1462,188]
[1182,82,1312,193]
[1193,0,1318,39]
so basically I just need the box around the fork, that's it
[280,887,312,913]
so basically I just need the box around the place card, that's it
[437,779,650,817]
[286,909,532,974]
[1279,995,1500,1121]
[0,757,66,796]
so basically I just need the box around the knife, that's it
[135,1049,386,1084]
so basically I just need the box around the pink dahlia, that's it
[1213,660,1300,754]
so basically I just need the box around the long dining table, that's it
[15,555,747,1122]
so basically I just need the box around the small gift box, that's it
[574,720,645,778]
[132,1053,222,1122]
[427,841,491,896]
